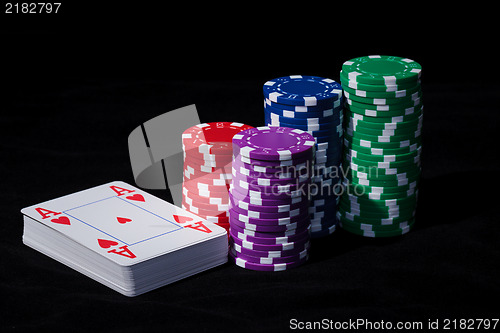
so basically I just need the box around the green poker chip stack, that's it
[339,55,423,238]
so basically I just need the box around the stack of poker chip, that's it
[338,55,423,237]
[229,126,315,271]
[182,122,253,234]
[263,75,343,238]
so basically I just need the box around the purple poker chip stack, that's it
[229,126,315,271]
[263,75,344,238]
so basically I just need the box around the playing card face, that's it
[21,181,226,266]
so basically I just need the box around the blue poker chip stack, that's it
[263,75,344,238]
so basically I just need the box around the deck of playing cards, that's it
[21,181,228,297]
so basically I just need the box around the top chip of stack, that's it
[338,55,423,238]
[229,126,315,271]
[263,75,342,106]
[263,75,344,238]
[182,122,253,234]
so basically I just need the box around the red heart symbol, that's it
[117,217,132,224]
[173,214,194,224]
[125,194,145,202]
[51,216,70,225]
[98,239,119,249]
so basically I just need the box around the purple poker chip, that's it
[232,126,315,161]
[235,154,311,167]
[232,177,310,194]
[230,194,309,213]
[230,225,311,245]
[230,221,309,238]
[230,202,309,219]
[231,182,308,200]
[230,229,309,252]
[229,188,306,206]
[229,247,309,265]
[230,238,310,258]
[233,159,312,176]
[229,216,310,233]
[232,160,311,178]
[229,208,309,226]
[232,167,311,186]
[229,250,309,271]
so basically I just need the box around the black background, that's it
[1,2,499,332]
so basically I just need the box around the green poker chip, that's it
[346,127,421,143]
[344,133,422,149]
[341,55,422,85]
[342,81,421,99]
[346,121,422,137]
[343,166,421,180]
[338,211,415,227]
[346,175,421,188]
[342,179,418,194]
[343,138,421,156]
[345,187,416,200]
[345,108,423,124]
[345,146,422,163]
[340,195,418,212]
[339,203,416,221]
[344,191,418,206]
[339,71,420,92]
[345,103,423,118]
[346,165,421,180]
[344,89,422,106]
[345,154,421,170]
[340,200,417,215]
[340,218,415,237]
[347,116,423,133]
[346,96,422,111]
[344,173,421,188]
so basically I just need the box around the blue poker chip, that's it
[310,218,338,229]
[309,204,337,215]
[265,96,343,112]
[265,119,342,138]
[264,114,339,131]
[316,149,342,161]
[264,115,342,137]
[264,101,343,120]
[310,225,337,238]
[263,75,342,106]
[265,108,343,127]
[266,119,340,138]
[315,140,342,152]
[315,134,342,144]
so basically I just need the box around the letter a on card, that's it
[108,246,137,259]
[184,221,212,233]
[109,185,135,196]
[34,207,61,219]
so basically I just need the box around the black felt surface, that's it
[2,6,499,332]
